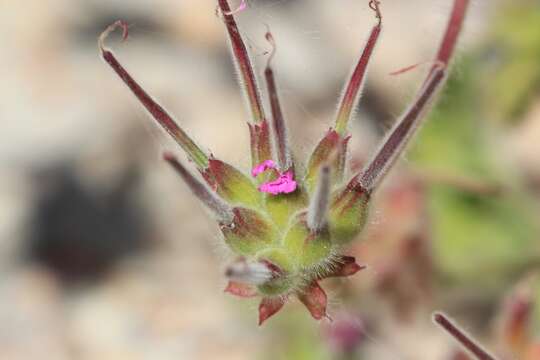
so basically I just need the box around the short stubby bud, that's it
[255,248,295,296]
[225,258,275,286]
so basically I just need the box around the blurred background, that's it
[1,0,540,359]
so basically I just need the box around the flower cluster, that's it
[99,0,469,324]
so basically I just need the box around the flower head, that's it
[100,0,470,324]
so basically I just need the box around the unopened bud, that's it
[225,259,275,285]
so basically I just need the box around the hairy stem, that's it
[99,21,209,169]
[358,67,446,191]
[307,165,331,233]
[264,31,291,170]
[433,312,497,360]
[334,0,382,135]
[356,0,470,192]
[218,0,266,124]
[163,152,234,223]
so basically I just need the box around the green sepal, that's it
[283,214,332,269]
[255,248,295,296]
[220,207,277,256]
[304,129,349,194]
[202,158,261,208]
[265,183,308,229]
[329,182,370,244]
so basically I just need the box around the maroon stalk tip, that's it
[99,21,209,170]
[433,312,497,360]
[334,0,382,135]
[264,31,291,171]
[435,0,470,67]
[218,0,266,124]
[163,152,234,223]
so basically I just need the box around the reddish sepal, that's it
[298,281,328,320]
[326,256,366,278]
[259,297,286,325]
[224,281,257,298]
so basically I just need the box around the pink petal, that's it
[224,281,257,298]
[258,171,297,195]
[224,0,248,15]
[259,297,285,325]
[251,159,277,177]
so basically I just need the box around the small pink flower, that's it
[251,159,277,177]
[223,0,248,15]
[258,171,297,195]
[252,160,297,195]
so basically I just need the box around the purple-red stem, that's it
[358,67,446,191]
[264,31,291,170]
[433,312,497,360]
[435,0,470,67]
[218,0,266,124]
[99,21,209,170]
[163,152,234,223]
[307,165,331,233]
[334,0,382,135]
[356,0,469,192]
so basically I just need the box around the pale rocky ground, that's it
[1,0,536,359]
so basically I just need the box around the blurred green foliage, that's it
[411,54,540,284]
[261,309,331,360]
[480,2,540,123]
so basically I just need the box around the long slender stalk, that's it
[99,21,209,169]
[163,152,234,223]
[358,67,446,191]
[307,165,331,233]
[433,312,497,360]
[356,0,469,192]
[264,31,291,170]
[334,0,382,135]
[218,0,266,124]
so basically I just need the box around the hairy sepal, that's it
[264,184,308,229]
[220,208,277,256]
[203,158,261,208]
[304,130,349,194]
[298,281,328,320]
[248,120,273,174]
[329,182,370,244]
[283,215,332,269]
